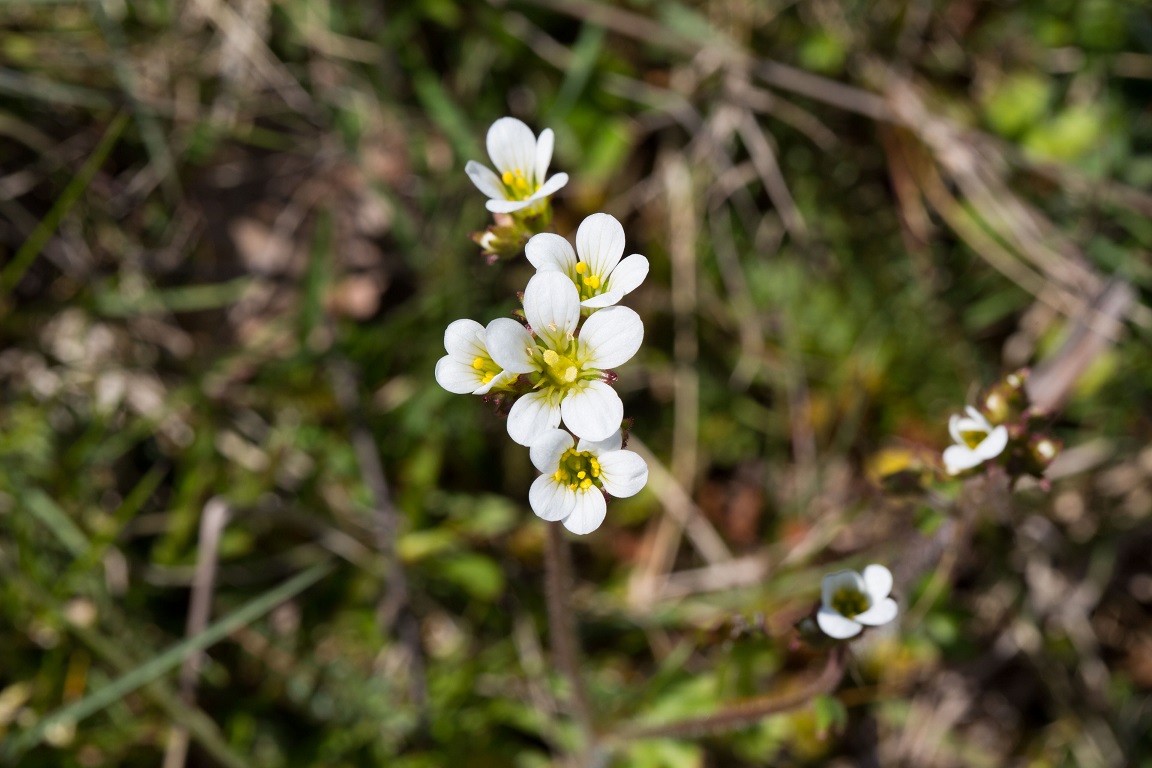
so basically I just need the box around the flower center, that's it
[541,349,579,387]
[960,430,987,450]
[501,168,538,200]
[831,587,870,618]
[552,448,603,492]
[574,262,604,300]
[471,355,502,385]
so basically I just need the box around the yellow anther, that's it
[577,471,586,479]
[502,171,515,185]
[569,483,578,490]
[472,356,485,370]
[543,350,560,366]
[563,366,577,383]
[481,372,494,384]
[553,470,563,481]
[580,478,592,490]
[575,262,587,274]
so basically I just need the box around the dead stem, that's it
[330,360,428,713]
[619,644,849,742]
[162,497,230,768]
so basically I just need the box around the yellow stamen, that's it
[575,262,587,274]
[472,356,485,370]
[577,471,586,479]
[581,274,601,289]
[552,448,606,495]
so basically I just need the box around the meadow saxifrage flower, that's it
[465,117,569,215]
[529,428,648,534]
[434,319,516,395]
[817,564,898,640]
[486,271,643,446]
[525,213,649,309]
[943,405,1008,475]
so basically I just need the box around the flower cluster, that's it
[436,117,648,534]
[942,368,1062,479]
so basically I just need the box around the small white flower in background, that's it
[465,117,569,215]
[943,405,1009,475]
[528,428,648,534]
[817,564,898,640]
[526,213,649,309]
[434,319,516,395]
[486,271,643,446]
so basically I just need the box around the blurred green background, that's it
[1,0,1152,765]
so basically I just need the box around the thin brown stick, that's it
[544,524,595,757]
[330,361,427,712]
[619,645,848,741]
[162,497,230,768]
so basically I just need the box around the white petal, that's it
[943,444,983,475]
[965,405,989,427]
[435,355,482,394]
[579,306,643,370]
[507,390,561,447]
[563,489,607,535]
[560,381,622,442]
[975,425,1009,461]
[473,370,516,395]
[485,318,537,374]
[525,233,577,274]
[443,319,487,363]
[576,430,622,455]
[527,172,568,201]
[465,161,506,200]
[530,428,573,473]
[523,272,580,350]
[816,607,862,639]
[534,128,554,185]
[596,450,648,498]
[605,254,648,297]
[486,197,534,214]
[576,213,626,280]
[948,414,964,445]
[580,290,625,309]
[821,570,865,609]
[486,117,536,177]
[529,475,576,522]
[853,597,898,627]
[862,564,893,601]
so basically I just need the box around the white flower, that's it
[434,319,517,395]
[486,271,643,446]
[942,406,1009,475]
[525,213,649,309]
[529,428,648,534]
[817,564,899,640]
[465,117,569,215]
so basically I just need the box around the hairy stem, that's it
[544,523,596,754]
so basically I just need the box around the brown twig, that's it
[330,360,427,713]
[618,644,849,742]
[162,497,230,768]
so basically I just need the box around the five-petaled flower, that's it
[528,428,648,534]
[465,117,569,215]
[434,319,516,395]
[486,271,643,446]
[943,406,1008,475]
[817,564,898,640]
[526,213,649,309]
